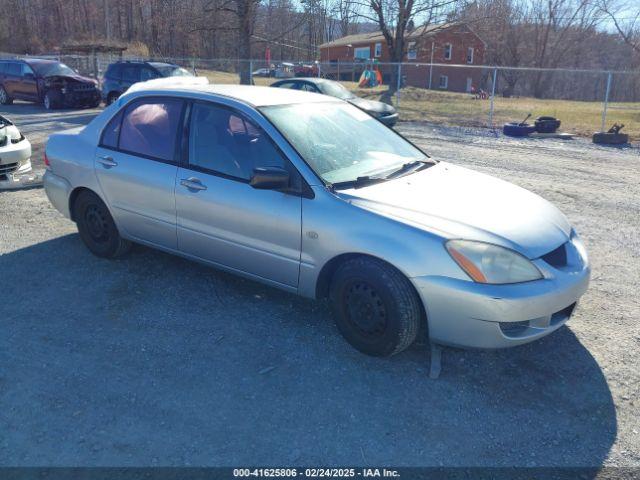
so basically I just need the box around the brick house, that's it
[319,23,486,92]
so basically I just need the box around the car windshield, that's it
[32,62,76,77]
[319,81,355,100]
[155,66,193,77]
[261,102,428,186]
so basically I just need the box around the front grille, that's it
[542,243,568,268]
[71,84,96,92]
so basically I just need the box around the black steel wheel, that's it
[330,257,422,357]
[74,190,131,258]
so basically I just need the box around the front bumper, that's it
[63,89,101,107]
[412,261,590,349]
[0,138,35,189]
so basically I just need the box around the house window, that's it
[374,42,382,58]
[439,75,448,89]
[354,46,370,59]
[467,47,474,64]
[444,43,452,60]
[407,42,417,60]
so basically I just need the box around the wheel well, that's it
[68,187,94,222]
[316,252,429,340]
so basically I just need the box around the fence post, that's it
[488,67,498,129]
[396,63,402,108]
[601,72,612,132]
[249,60,253,85]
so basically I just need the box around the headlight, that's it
[445,240,543,284]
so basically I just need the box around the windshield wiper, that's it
[385,160,433,179]
[330,175,388,190]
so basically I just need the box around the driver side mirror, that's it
[250,166,290,190]
[24,72,35,80]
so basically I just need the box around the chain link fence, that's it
[2,52,639,140]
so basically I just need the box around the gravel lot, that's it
[1,103,639,470]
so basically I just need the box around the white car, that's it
[0,115,32,187]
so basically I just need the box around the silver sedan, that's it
[43,80,590,356]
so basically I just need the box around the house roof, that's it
[319,23,462,48]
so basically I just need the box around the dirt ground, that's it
[0,103,639,470]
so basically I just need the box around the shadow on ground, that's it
[0,234,616,468]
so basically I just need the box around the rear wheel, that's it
[106,92,120,106]
[0,85,13,105]
[74,191,131,258]
[329,257,422,357]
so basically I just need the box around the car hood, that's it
[336,161,571,259]
[348,97,396,115]
[44,74,97,85]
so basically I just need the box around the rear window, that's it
[0,62,6,74]
[118,98,184,162]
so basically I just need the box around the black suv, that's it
[101,61,193,105]
[0,59,101,110]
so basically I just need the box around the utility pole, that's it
[104,0,111,41]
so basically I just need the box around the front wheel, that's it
[43,90,60,110]
[329,257,422,357]
[74,191,131,258]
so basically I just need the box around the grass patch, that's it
[199,69,639,141]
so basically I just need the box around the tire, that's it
[329,257,422,357]
[106,92,120,106]
[534,116,561,133]
[0,85,13,105]
[43,90,61,110]
[74,190,131,258]
[593,132,629,145]
[503,122,536,137]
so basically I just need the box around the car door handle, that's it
[97,155,118,167]
[180,177,207,191]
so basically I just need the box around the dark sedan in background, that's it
[270,77,399,127]
[0,59,100,110]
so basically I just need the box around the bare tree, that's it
[598,0,640,52]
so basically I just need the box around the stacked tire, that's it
[534,116,561,133]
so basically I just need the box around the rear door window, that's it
[105,64,122,80]
[101,110,124,149]
[118,98,184,162]
[7,62,21,76]
[122,66,140,83]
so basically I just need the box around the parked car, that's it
[0,114,32,186]
[43,81,590,357]
[294,62,319,77]
[252,67,272,78]
[101,61,193,105]
[0,59,100,110]
[271,77,398,127]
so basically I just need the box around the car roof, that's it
[148,62,178,68]
[21,59,60,65]
[128,82,340,107]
